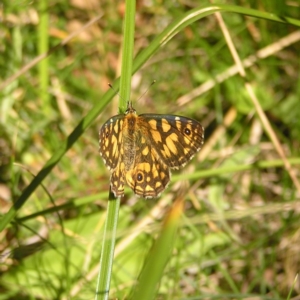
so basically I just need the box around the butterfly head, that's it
[125,101,136,115]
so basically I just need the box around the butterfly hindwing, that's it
[110,160,125,197]
[125,144,170,198]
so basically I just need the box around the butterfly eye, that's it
[184,128,191,135]
[137,173,143,182]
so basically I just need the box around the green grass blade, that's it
[130,199,184,299]
[95,0,136,299]
[95,197,120,299]
[119,0,136,112]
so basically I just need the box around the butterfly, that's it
[99,102,204,198]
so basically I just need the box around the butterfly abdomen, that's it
[123,113,138,171]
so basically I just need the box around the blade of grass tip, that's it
[287,274,298,300]
[95,1,136,299]
[130,198,184,300]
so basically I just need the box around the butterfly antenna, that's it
[108,81,156,107]
[108,83,128,105]
[137,80,156,102]
[108,83,119,94]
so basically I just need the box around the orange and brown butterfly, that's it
[99,101,204,198]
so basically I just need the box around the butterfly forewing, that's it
[99,114,124,170]
[139,114,204,169]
